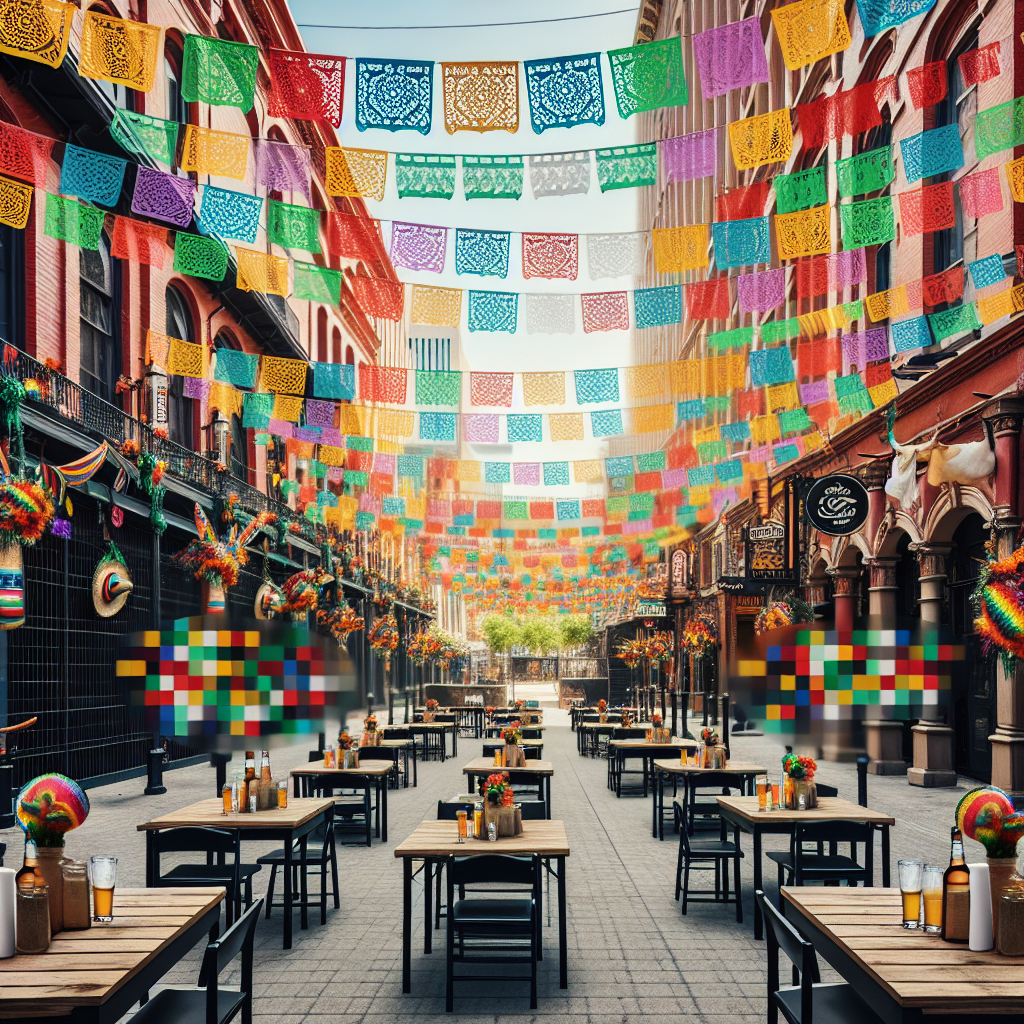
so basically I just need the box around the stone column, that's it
[864,720,907,775]
[863,462,890,549]
[867,557,900,619]
[908,542,956,787]
[829,567,861,631]
[985,400,1024,795]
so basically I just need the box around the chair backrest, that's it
[151,827,237,856]
[437,800,475,820]
[644,744,683,759]
[815,783,838,798]
[386,727,411,739]
[613,727,647,739]
[518,800,546,820]
[448,853,538,887]
[755,890,818,1024]
[358,746,397,762]
[309,751,325,762]
[523,747,541,760]
[198,896,264,1022]
[794,820,872,846]
[521,728,542,739]
[690,772,743,794]
[436,713,456,723]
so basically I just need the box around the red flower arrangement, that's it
[337,732,353,751]
[484,772,514,806]
[501,721,522,744]
[597,699,607,712]
[783,753,817,780]
[119,439,140,458]
[368,614,400,656]
[425,698,439,710]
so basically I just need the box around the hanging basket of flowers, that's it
[368,614,399,659]
[680,615,717,658]
[615,638,645,669]
[754,591,815,636]
[644,630,674,663]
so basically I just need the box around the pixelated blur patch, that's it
[117,615,356,750]
[729,623,964,736]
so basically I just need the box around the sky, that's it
[293,2,644,490]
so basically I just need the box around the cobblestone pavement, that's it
[0,712,986,1023]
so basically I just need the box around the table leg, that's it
[881,825,891,887]
[374,781,381,839]
[283,837,293,949]
[546,776,551,819]
[452,725,457,758]
[424,858,433,954]
[653,772,660,840]
[412,742,418,787]
[382,778,388,842]
[292,775,300,799]
[402,856,412,993]
[145,831,154,887]
[752,827,764,941]
[557,855,567,989]
[299,833,309,931]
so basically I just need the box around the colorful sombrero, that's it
[92,556,133,617]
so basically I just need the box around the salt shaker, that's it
[487,822,497,842]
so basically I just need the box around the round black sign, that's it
[804,474,870,536]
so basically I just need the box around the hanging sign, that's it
[804,474,870,536]
[636,600,666,617]
[747,520,789,580]
[670,548,687,597]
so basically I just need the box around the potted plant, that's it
[336,731,357,769]
[360,714,380,748]
[783,753,818,808]
[423,698,439,723]
[481,772,520,837]
[597,698,608,724]
[501,721,524,767]
[649,713,671,744]
[699,727,722,768]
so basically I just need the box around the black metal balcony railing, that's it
[10,349,291,520]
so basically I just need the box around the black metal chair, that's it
[672,801,743,921]
[257,807,338,926]
[767,821,874,891]
[308,768,373,847]
[756,890,883,1024]
[445,854,540,1012]
[685,771,744,835]
[358,745,403,788]
[521,728,542,739]
[130,897,263,1024]
[149,827,261,926]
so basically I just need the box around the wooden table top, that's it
[395,819,570,858]
[482,738,544,747]
[654,759,767,775]
[783,887,1024,1013]
[717,795,896,826]
[608,738,697,750]
[291,760,395,778]
[138,797,334,830]
[386,722,454,731]
[362,738,413,748]
[0,887,223,1015]
[462,757,554,776]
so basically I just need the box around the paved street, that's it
[1,712,982,1022]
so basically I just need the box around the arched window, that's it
[0,219,23,350]
[345,345,354,364]
[317,307,328,362]
[165,286,196,450]
[213,330,253,483]
[164,35,187,125]
[80,236,119,402]
[332,327,341,364]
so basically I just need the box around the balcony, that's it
[10,348,291,520]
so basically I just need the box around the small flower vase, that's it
[793,780,817,809]
[483,799,518,837]
[504,743,520,768]
[599,712,607,724]
[709,745,728,770]
[988,856,1017,940]
[422,710,435,723]
[35,846,65,933]
[343,749,358,769]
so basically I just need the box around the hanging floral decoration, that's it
[173,505,275,590]
[680,615,717,657]
[644,630,674,662]
[0,474,55,547]
[316,603,364,643]
[280,565,333,614]
[136,450,167,534]
[368,613,400,657]
[615,637,645,668]
[755,591,815,635]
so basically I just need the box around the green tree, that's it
[558,615,594,651]
[519,617,561,656]
[481,615,521,654]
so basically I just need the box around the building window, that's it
[317,307,328,362]
[165,41,186,125]
[165,286,195,450]
[933,29,978,278]
[213,331,252,483]
[80,237,119,402]
[332,327,341,363]
[0,221,23,350]
[408,336,450,370]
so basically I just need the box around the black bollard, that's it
[857,754,869,807]
[211,752,230,796]
[144,748,166,795]
[719,693,731,759]
[0,762,13,829]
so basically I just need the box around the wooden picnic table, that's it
[782,887,1024,1022]
[716,795,896,941]
[384,721,457,760]
[394,819,570,994]
[0,887,223,1023]
[138,797,333,949]
[650,759,766,839]
[461,757,555,817]
[291,760,394,841]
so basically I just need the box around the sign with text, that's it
[747,520,788,580]
[805,474,870,536]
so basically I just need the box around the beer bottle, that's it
[15,838,45,890]
[941,826,970,942]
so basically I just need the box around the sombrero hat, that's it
[254,581,284,620]
[92,557,133,617]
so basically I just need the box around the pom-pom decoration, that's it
[973,544,1024,664]
[0,476,55,546]
[173,505,277,590]
[956,786,1024,858]
[368,613,399,657]
[17,773,90,845]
